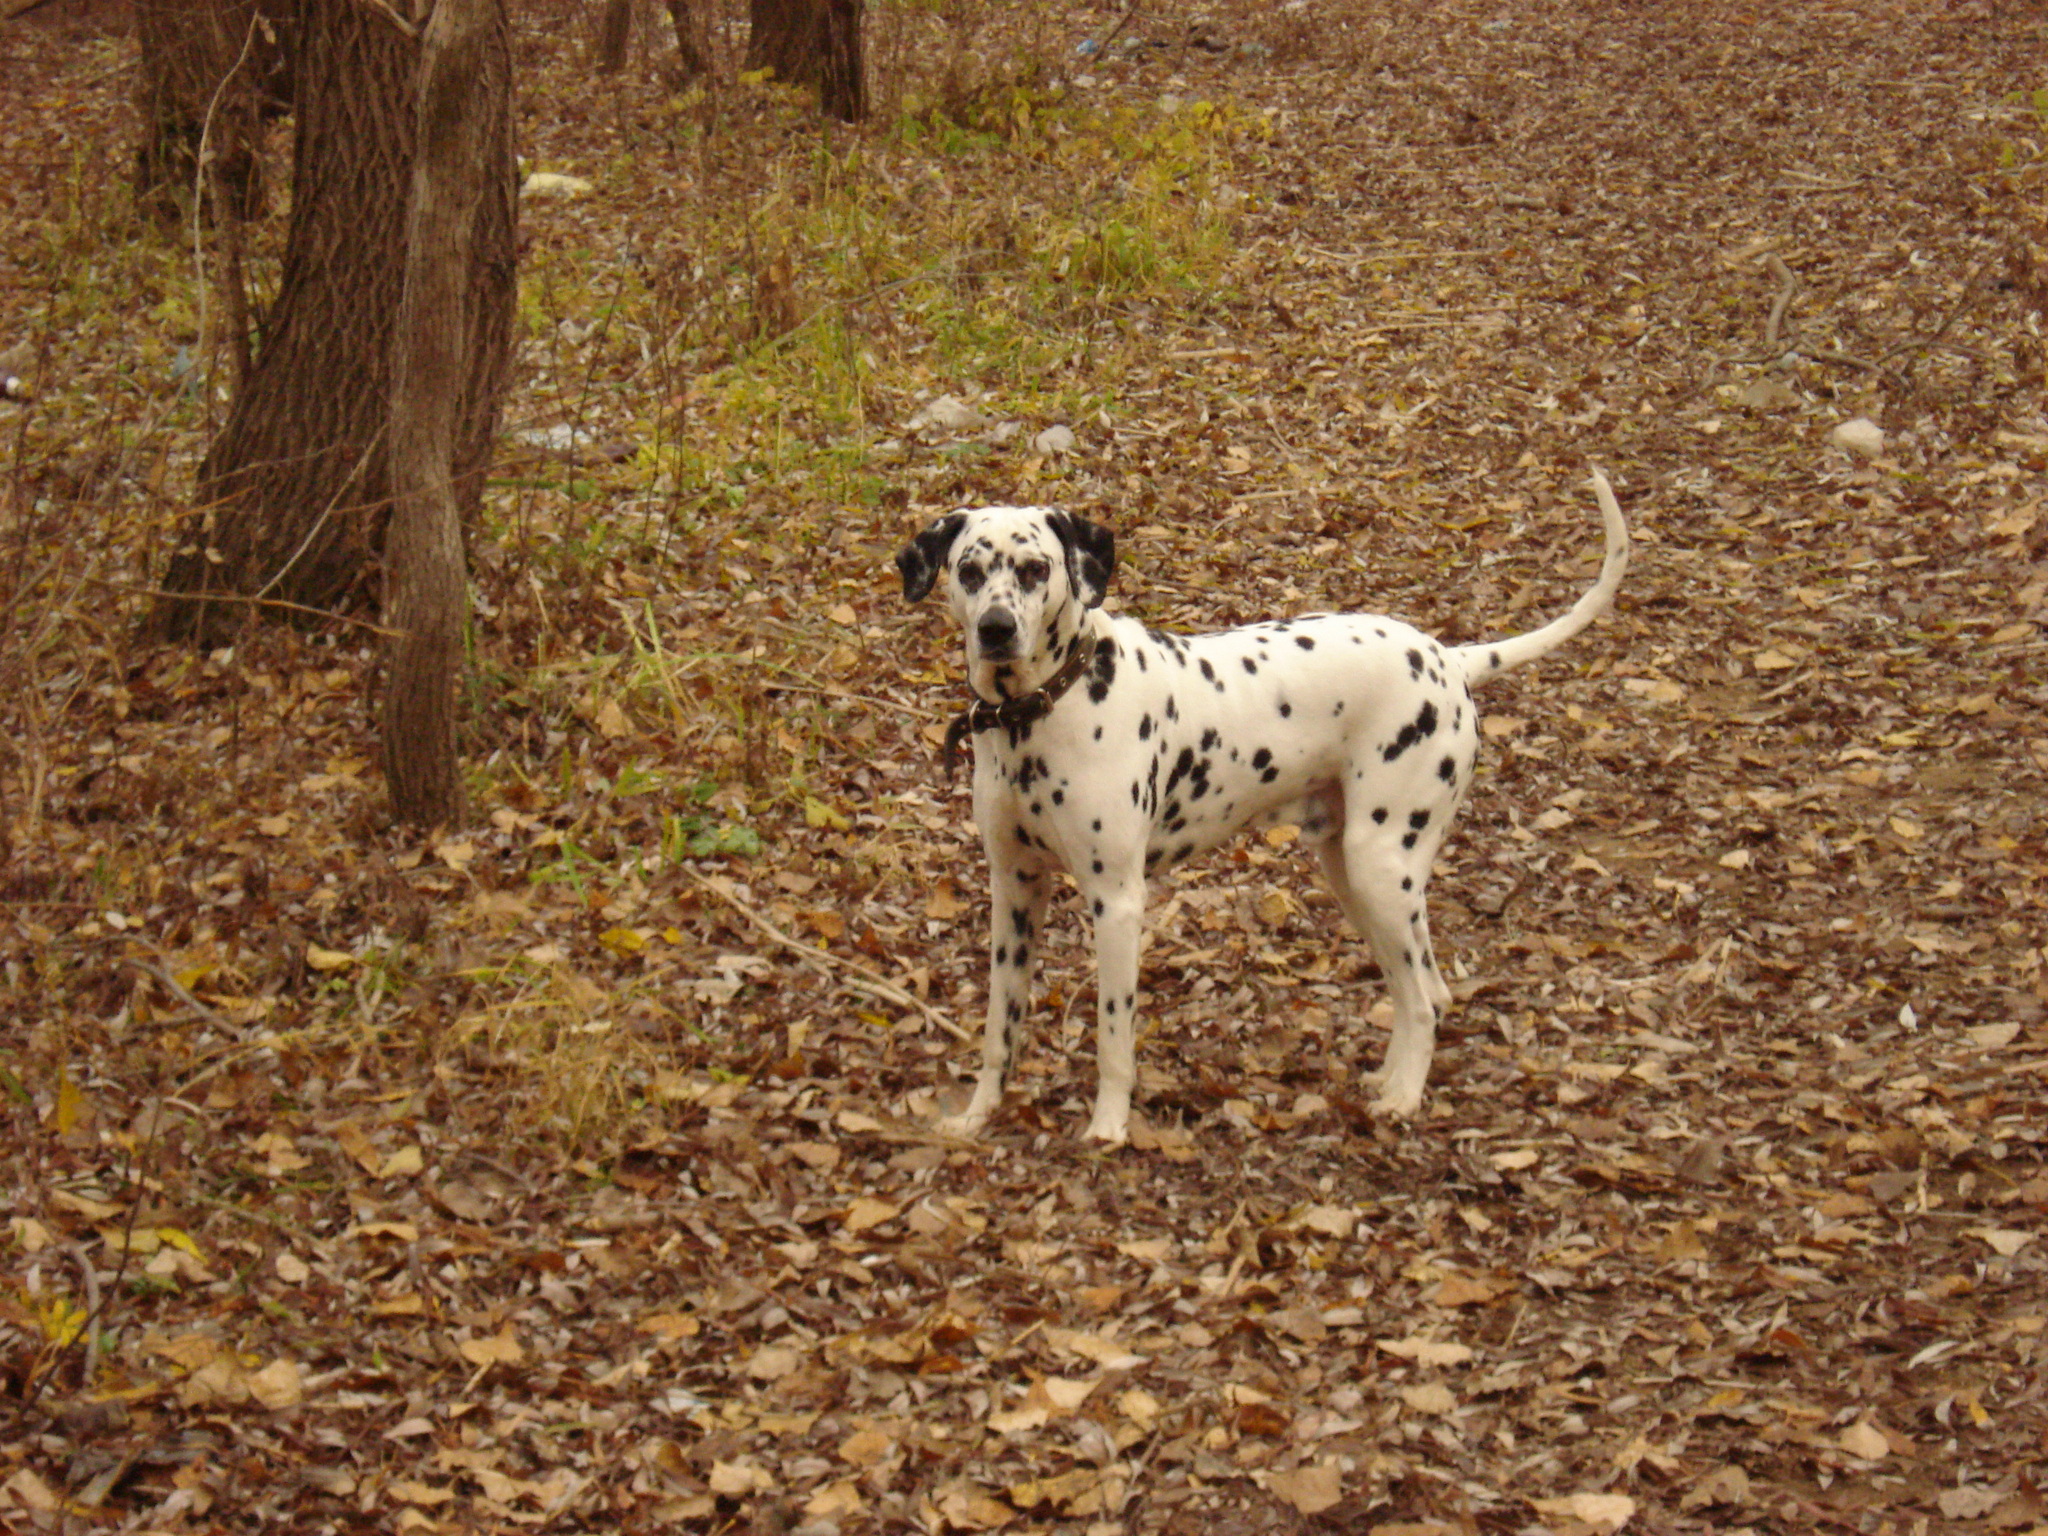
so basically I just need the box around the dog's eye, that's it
[1017,559,1052,591]
[957,563,986,593]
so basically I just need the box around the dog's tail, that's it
[1459,468,1629,683]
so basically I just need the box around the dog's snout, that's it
[976,610,1019,656]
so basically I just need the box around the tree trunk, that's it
[132,0,276,223]
[666,0,708,84]
[153,0,413,644]
[382,0,516,827]
[152,0,509,647]
[593,0,633,74]
[745,0,864,122]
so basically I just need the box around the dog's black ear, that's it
[1048,511,1116,608]
[896,513,966,603]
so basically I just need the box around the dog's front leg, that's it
[943,855,1049,1137]
[1082,875,1144,1143]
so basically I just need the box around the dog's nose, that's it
[976,610,1018,656]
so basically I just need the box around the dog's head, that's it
[897,506,1116,701]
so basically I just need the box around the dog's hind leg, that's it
[1314,820,1447,1118]
[944,860,1050,1136]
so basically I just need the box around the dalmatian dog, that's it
[897,471,1629,1143]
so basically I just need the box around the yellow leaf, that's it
[55,1067,85,1134]
[389,1480,455,1506]
[50,1189,122,1221]
[708,1460,775,1496]
[306,945,354,972]
[1007,1467,1101,1511]
[378,1145,424,1179]
[599,925,646,956]
[806,1480,865,1518]
[1267,1461,1344,1515]
[1621,676,1687,705]
[155,1227,203,1259]
[247,1357,303,1411]
[805,796,852,831]
[837,1427,896,1467]
[435,839,476,870]
[746,1344,803,1380]
[842,1197,899,1233]
[1378,1336,1474,1367]
[1532,1492,1637,1531]
[350,1221,420,1242]
[1400,1381,1458,1414]
[458,1326,524,1368]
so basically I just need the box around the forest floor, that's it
[3,1,2047,1532]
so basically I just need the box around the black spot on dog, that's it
[1087,646,1118,703]
[1409,810,1431,830]
[1278,702,1292,718]
[1138,714,1153,740]
[1381,700,1439,762]
[1371,807,1389,823]
[1242,656,1259,675]
[1251,748,1272,772]
[1200,728,1221,751]
[1296,635,1316,650]
[1406,647,1423,678]
[1199,658,1218,686]
[1438,754,1457,783]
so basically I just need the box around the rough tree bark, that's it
[152,1,413,644]
[151,0,511,647]
[382,0,516,827]
[746,0,864,122]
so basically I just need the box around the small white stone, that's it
[1032,424,1077,456]
[520,172,593,198]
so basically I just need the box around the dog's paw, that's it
[1370,1083,1425,1118]
[1083,1109,1130,1144]
[936,1105,991,1139]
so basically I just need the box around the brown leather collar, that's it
[941,635,1098,778]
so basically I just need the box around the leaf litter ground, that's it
[2,1,2047,1532]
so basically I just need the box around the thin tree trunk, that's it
[383,0,515,827]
